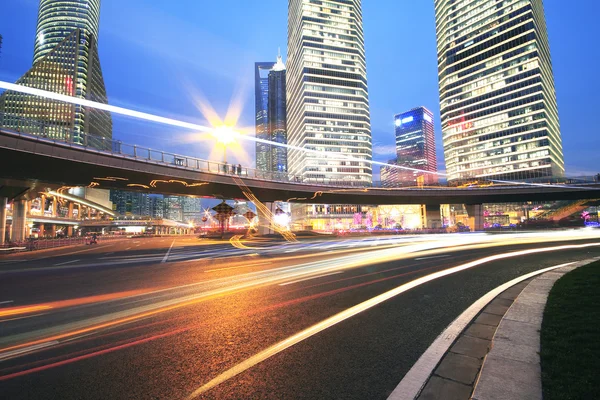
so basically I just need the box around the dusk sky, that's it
[1,0,598,177]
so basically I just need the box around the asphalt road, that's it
[1,231,599,399]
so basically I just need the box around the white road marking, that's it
[162,240,175,263]
[54,259,80,266]
[125,247,131,250]
[415,254,450,261]
[278,271,344,286]
[38,244,113,258]
[0,300,14,305]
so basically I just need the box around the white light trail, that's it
[185,242,600,398]
[0,80,595,189]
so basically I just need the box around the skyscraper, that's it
[435,0,564,182]
[254,53,287,173]
[388,107,437,186]
[0,0,111,148]
[255,61,276,172]
[268,54,287,172]
[287,0,372,184]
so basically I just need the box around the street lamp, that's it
[211,125,240,164]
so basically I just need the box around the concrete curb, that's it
[472,257,600,400]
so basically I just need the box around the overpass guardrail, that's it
[1,113,598,190]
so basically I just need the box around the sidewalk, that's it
[392,257,599,400]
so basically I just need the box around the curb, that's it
[388,258,599,400]
[472,257,600,400]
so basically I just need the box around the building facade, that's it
[287,0,372,184]
[0,0,111,148]
[268,55,288,172]
[255,61,276,172]
[390,107,438,186]
[435,0,564,182]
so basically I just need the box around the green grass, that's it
[540,260,600,400]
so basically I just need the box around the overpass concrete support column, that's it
[49,224,57,238]
[257,202,273,236]
[0,197,7,244]
[465,204,484,232]
[68,202,74,219]
[51,198,57,217]
[425,204,442,229]
[67,226,74,236]
[10,200,27,242]
[39,223,45,238]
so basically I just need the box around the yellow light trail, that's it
[185,241,600,398]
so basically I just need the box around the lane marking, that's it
[184,242,600,399]
[53,259,80,266]
[125,247,131,250]
[161,240,175,263]
[387,260,587,400]
[0,301,14,306]
[278,271,344,286]
[415,255,450,261]
[39,244,113,258]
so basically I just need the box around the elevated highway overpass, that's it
[1,128,599,206]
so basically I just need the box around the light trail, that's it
[1,80,592,188]
[184,242,600,398]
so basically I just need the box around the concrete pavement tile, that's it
[493,319,540,347]
[525,279,555,292]
[534,271,564,280]
[489,339,539,365]
[489,298,513,307]
[474,312,502,327]
[504,301,545,325]
[451,336,490,359]
[483,303,510,316]
[472,355,541,400]
[418,376,472,400]
[465,323,496,341]
[497,289,522,301]
[515,291,548,305]
[435,353,481,385]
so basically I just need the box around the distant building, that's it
[182,197,202,223]
[255,61,276,172]
[0,34,3,62]
[255,52,287,173]
[382,107,437,186]
[149,195,164,219]
[0,0,111,149]
[435,0,564,181]
[163,196,183,222]
[110,191,150,217]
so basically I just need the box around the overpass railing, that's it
[1,113,597,190]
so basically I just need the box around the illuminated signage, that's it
[401,116,414,124]
[395,119,402,127]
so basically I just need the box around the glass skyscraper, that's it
[287,0,372,184]
[435,0,564,182]
[391,107,438,186]
[255,61,276,172]
[254,53,287,173]
[0,0,111,148]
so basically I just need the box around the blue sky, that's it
[1,0,599,176]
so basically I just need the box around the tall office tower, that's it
[182,197,203,223]
[255,61,276,171]
[0,34,3,61]
[0,0,111,148]
[268,54,287,172]
[149,195,164,219]
[287,0,372,184]
[435,0,564,182]
[255,53,288,173]
[163,196,183,222]
[393,107,438,185]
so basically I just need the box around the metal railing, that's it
[1,112,597,190]
[0,235,126,253]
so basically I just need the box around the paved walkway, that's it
[404,257,598,400]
